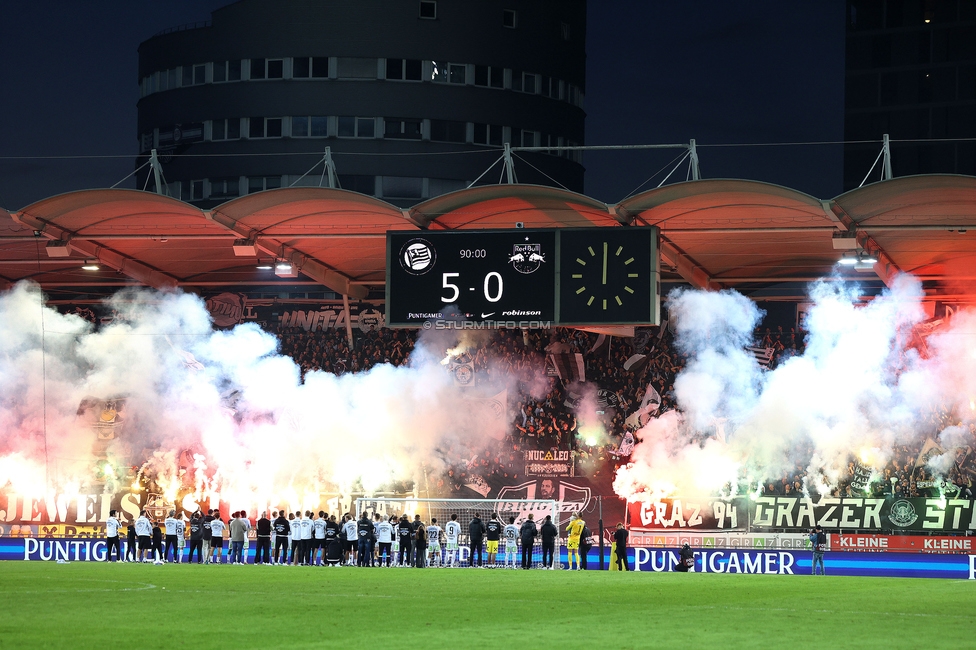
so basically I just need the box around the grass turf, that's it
[0,562,972,649]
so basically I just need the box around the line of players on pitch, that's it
[105,507,591,570]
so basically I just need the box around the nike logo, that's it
[481,312,495,319]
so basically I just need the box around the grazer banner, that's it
[628,498,749,531]
[751,496,976,532]
[628,497,976,533]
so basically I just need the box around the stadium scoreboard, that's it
[385,227,659,327]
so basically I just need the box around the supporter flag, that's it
[564,390,583,410]
[464,475,492,497]
[625,384,661,428]
[588,334,610,357]
[632,328,652,353]
[166,335,205,370]
[745,346,775,368]
[596,389,621,410]
[549,352,585,384]
[465,390,508,440]
[914,439,945,472]
[623,354,648,372]
[448,355,475,387]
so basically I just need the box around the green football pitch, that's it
[0,563,972,649]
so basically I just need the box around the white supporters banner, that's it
[548,353,585,384]
[745,346,775,368]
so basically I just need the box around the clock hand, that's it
[602,241,608,285]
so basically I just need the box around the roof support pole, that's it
[342,292,354,347]
[320,147,339,189]
[882,133,893,181]
[689,139,701,181]
[149,149,166,195]
[502,143,517,184]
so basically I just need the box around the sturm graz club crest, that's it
[399,238,436,275]
[509,243,545,274]
[888,499,918,527]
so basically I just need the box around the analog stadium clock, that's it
[556,227,659,325]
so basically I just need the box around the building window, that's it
[519,129,539,147]
[182,63,206,86]
[338,116,376,138]
[473,65,505,89]
[503,9,517,28]
[429,178,467,195]
[540,76,555,98]
[429,119,467,143]
[213,60,242,83]
[292,116,329,137]
[473,123,503,147]
[431,61,466,84]
[338,175,376,195]
[384,118,423,139]
[336,57,377,79]
[250,58,266,80]
[561,22,571,41]
[249,117,283,138]
[212,118,241,141]
[293,56,329,78]
[386,58,423,81]
[419,0,437,19]
[381,176,423,199]
[248,176,282,194]
[267,59,284,79]
[519,72,537,94]
[190,180,205,201]
[210,177,240,199]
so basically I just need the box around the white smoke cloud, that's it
[614,273,976,501]
[0,283,516,512]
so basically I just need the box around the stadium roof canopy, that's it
[1,174,974,301]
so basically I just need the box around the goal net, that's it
[355,497,561,569]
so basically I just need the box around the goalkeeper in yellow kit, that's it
[565,512,585,570]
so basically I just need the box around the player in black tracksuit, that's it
[357,515,374,567]
[469,515,486,567]
[188,513,204,563]
[255,513,272,564]
[540,516,558,569]
[273,514,290,564]
[397,515,413,566]
[125,523,137,562]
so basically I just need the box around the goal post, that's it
[355,497,561,568]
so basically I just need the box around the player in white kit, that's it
[444,514,461,567]
[503,516,519,569]
[426,518,443,567]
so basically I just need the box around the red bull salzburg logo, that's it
[509,243,545,274]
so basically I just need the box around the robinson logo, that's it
[400,238,436,275]
[509,243,545,274]
[888,499,918,527]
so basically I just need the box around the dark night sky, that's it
[0,1,845,211]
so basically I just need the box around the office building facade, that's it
[843,0,975,190]
[136,0,587,207]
